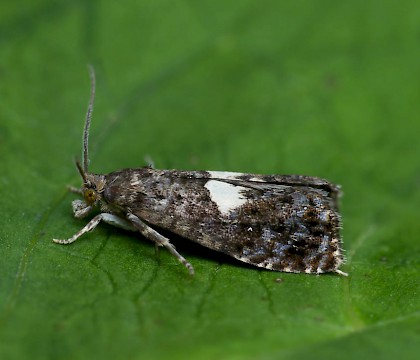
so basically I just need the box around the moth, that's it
[54,67,347,276]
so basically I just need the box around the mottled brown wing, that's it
[103,168,344,274]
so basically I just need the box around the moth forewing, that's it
[100,168,346,275]
[54,68,347,277]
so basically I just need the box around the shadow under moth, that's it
[54,67,347,277]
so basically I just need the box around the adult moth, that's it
[54,68,347,276]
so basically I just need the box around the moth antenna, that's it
[75,158,88,184]
[83,64,96,174]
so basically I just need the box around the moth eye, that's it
[84,189,96,205]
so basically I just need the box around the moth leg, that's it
[53,213,135,244]
[335,269,349,277]
[126,213,194,276]
[67,185,83,195]
[144,155,155,169]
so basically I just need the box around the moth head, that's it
[83,187,97,206]
[75,159,105,205]
[72,162,105,219]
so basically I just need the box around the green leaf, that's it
[1,1,419,359]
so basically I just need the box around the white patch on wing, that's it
[207,171,244,180]
[204,180,248,215]
[249,177,266,182]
